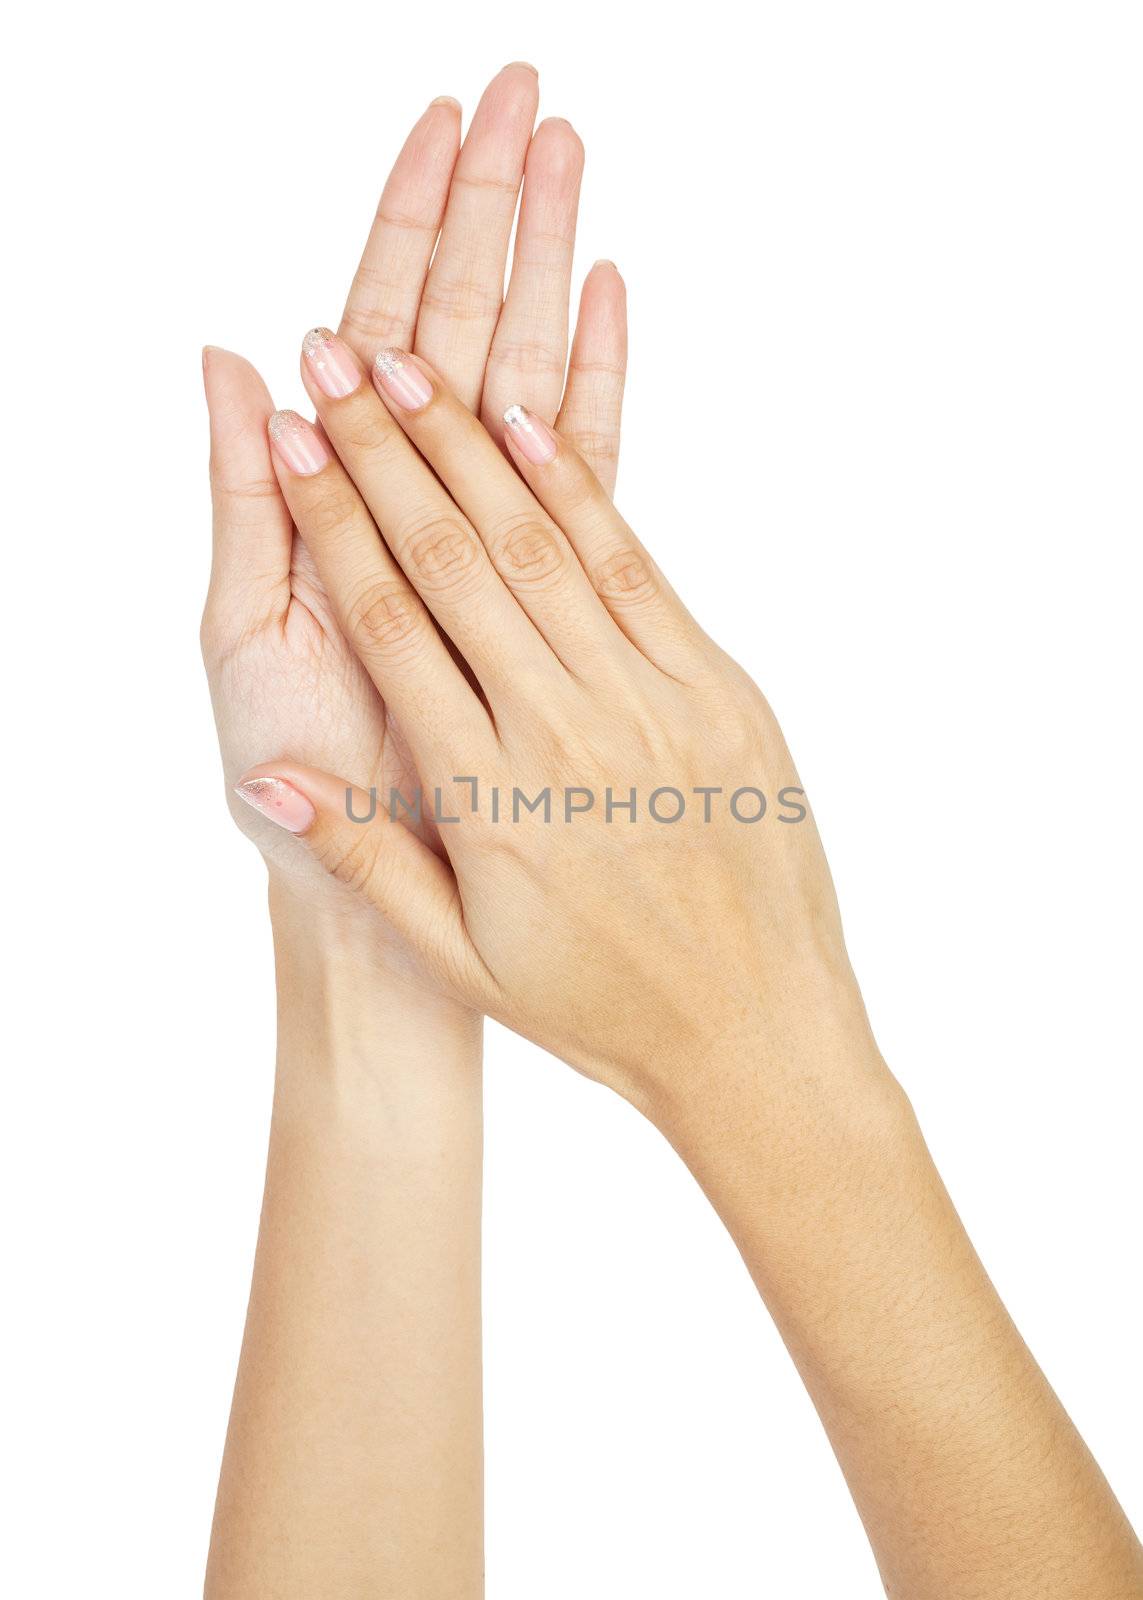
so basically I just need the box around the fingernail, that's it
[505,60,538,75]
[430,94,461,111]
[268,410,330,476]
[373,349,433,412]
[234,776,316,833]
[592,258,617,270]
[503,404,558,465]
[302,327,361,399]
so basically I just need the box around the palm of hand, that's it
[208,544,433,884]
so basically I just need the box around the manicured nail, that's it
[503,404,558,465]
[234,777,316,834]
[268,410,329,476]
[302,327,361,399]
[373,349,433,412]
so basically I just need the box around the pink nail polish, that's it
[503,404,558,465]
[302,327,361,399]
[234,777,316,833]
[268,410,330,476]
[373,349,433,412]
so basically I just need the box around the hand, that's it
[202,66,627,985]
[234,337,874,1116]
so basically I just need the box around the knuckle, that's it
[296,476,355,545]
[705,689,767,764]
[334,402,401,457]
[592,546,658,607]
[210,467,282,507]
[456,797,516,858]
[372,205,436,236]
[551,451,609,517]
[489,514,566,589]
[346,579,425,658]
[198,604,229,665]
[561,424,619,467]
[486,337,565,381]
[320,829,381,898]
[567,355,628,382]
[340,280,414,346]
[199,595,281,673]
[419,275,503,324]
[401,513,483,593]
[451,170,519,197]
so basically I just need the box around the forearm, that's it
[205,882,484,1600]
[667,1022,1143,1599]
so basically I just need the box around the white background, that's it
[5,3,1141,1594]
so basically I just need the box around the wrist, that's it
[642,955,899,1156]
[269,873,477,1028]
[267,872,482,1099]
[671,1033,907,1179]
[661,1032,920,1372]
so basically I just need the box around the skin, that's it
[237,335,1143,1597]
[201,67,627,1599]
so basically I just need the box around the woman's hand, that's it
[202,66,627,986]
[234,335,870,1118]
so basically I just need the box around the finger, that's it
[265,402,495,772]
[369,346,630,679]
[297,333,563,698]
[480,118,584,436]
[501,406,707,680]
[202,347,293,642]
[234,765,492,1006]
[555,262,628,497]
[414,64,540,410]
[338,98,462,362]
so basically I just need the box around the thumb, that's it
[202,348,293,627]
[234,763,485,1003]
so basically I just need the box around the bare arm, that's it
[665,1024,1143,1599]
[204,889,483,1596]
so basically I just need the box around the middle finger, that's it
[413,64,540,410]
